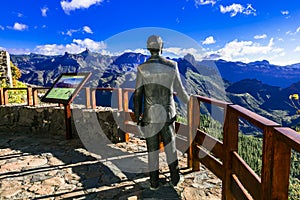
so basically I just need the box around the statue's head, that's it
[147,35,163,54]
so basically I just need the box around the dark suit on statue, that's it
[134,54,189,188]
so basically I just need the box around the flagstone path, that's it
[0,132,221,199]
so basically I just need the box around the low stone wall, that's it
[0,105,124,143]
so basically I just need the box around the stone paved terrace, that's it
[0,131,221,200]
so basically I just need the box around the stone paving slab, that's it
[0,132,221,199]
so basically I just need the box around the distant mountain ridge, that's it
[215,59,300,88]
[10,50,300,130]
[11,50,300,88]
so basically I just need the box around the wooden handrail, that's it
[1,87,299,199]
[230,104,280,129]
[193,94,231,108]
[274,127,300,152]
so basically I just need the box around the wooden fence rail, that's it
[1,87,299,199]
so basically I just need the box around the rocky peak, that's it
[183,53,196,66]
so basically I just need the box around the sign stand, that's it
[64,104,72,139]
[41,73,91,140]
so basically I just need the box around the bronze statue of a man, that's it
[134,35,189,190]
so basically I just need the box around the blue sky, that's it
[1,0,300,65]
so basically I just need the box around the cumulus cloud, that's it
[34,38,106,55]
[73,38,105,50]
[83,26,93,34]
[254,34,267,39]
[62,26,93,36]
[11,22,28,31]
[123,49,149,55]
[194,0,216,7]
[61,0,104,14]
[162,47,205,60]
[202,36,216,45]
[0,25,4,30]
[294,46,300,52]
[281,10,289,15]
[41,7,49,17]
[206,38,284,62]
[220,3,256,17]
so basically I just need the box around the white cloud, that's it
[61,0,104,14]
[62,26,94,36]
[73,38,105,50]
[163,47,203,60]
[294,46,300,52]
[12,22,28,31]
[206,38,284,62]
[41,7,49,17]
[123,48,149,55]
[243,4,256,15]
[7,48,31,55]
[83,26,93,34]
[194,0,216,7]
[63,29,77,37]
[286,26,300,35]
[281,10,289,15]
[34,38,106,55]
[254,34,267,39]
[202,36,216,45]
[220,3,256,17]
[107,47,205,61]
[0,25,4,30]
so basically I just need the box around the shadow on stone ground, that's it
[0,132,221,199]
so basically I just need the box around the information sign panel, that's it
[42,73,91,104]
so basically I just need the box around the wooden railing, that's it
[1,87,299,199]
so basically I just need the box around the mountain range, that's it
[10,49,300,131]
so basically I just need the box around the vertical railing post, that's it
[27,87,33,106]
[271,138,291,199]
[64,103,72,140]
[222,105,239,200]
[123,89,129,142]
[117,88,123,111]
[261,128,290,200]
[91,88,96,109]
[261,127,274,199]
[33,88,39,106]
[85,87,91,109]
[3,88,8,105]
[188,96,200,170]
[0,88,4,105]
